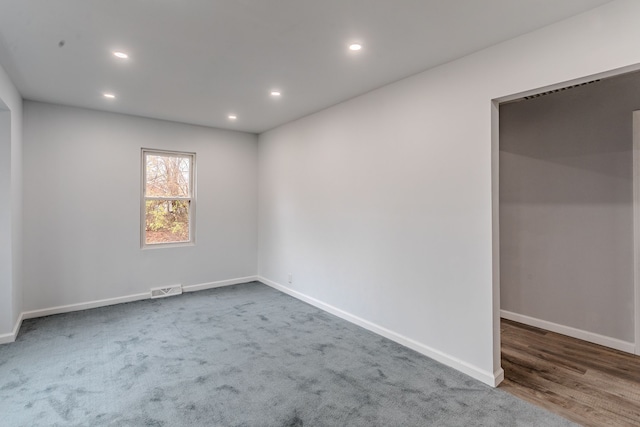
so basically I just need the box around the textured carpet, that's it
[0,282,575,426]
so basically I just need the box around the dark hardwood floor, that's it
[499,319,640,427]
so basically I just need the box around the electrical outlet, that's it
[288,273,293,284]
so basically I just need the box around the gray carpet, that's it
[0,282,575,426]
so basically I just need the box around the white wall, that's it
[0,108,12,335]
[500,73,639,345]
[0,62,22,341]
[23,102,258,312]
[258,0,640,385]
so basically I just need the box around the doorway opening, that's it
[492,66,640,423]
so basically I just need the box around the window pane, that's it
[145,199,190,244]
[145,154,191,197]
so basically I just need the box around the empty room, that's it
[1,1,640,426]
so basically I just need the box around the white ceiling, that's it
[0,0,613,133]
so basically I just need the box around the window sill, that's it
[141,242,195,250]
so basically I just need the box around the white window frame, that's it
[141,148,196,248]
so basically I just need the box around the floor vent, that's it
[150,285,183,299]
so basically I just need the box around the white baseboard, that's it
[21,292,150,320]
[0,312,24,345]
[258,276,502,387]
[0,333,12,345]
[501,310,636,354]
[183,275,258,293]
[1,276,258,345]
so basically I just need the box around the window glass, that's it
[142,150,195,246]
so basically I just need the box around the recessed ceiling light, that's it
[349,43,362,51]
[228,114,237,120]
[270,91,281,97]
[113,51,128,59]
[103,93,116,99]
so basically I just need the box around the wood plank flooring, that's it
[499,319,640,427]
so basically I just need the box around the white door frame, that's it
[632,111,640,355]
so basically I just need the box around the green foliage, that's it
[145,200,190,243]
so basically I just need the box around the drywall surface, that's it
[258,0,640,384]
[22,102,258,311]
[0,62,22,338]
[0,109,11,335]
[500,74,638,343]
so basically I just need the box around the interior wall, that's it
[258,0,640,385]
[500,73,639,344]
[22,101,258,312]
[0,108,11,335]
[0,61,22,340]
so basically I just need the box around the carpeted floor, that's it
[0,282,574,426]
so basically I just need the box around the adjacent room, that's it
[1,0,640,425]
[499,70,640,426]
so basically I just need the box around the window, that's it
[142,149,195,247]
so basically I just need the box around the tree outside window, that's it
[142,149,195,246]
